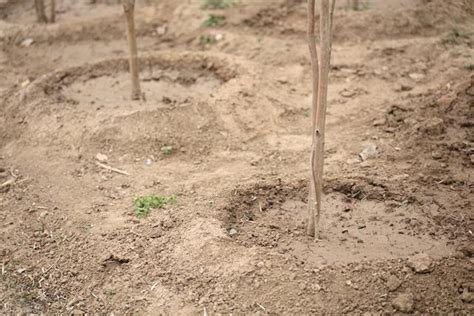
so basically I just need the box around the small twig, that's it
[257,303,266,311]
[95,162,130,176]
[43,257,60,274]
[1,262,5,275]
[0,178,14,188]
[150,282,158,291]
[203,307,208,316]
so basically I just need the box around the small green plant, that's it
[199,34,217,46]
[441,28,470,45]
[105,288,116,298]
[161,145,173,155]
[203,14,226,27]
[201,0,236,10]
[134,195,176,218]
[465,64,474,71]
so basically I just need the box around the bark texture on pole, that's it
[122,0,141,100]
[307,0,335,238]
[35,0,48,23]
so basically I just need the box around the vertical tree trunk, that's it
[352,0,359,10]
[50,0,56,23]
[307,0,335,238]
[35,0,48,23]
[307,0,319,237]
[122,0,141,100]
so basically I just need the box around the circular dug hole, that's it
[2,52,250,157]
[223,179,453,266]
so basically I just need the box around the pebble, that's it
[96,153,108,162]
[386,275,402,292]
[20,38,34,47]
[459,243,474,257]
[392,293,414,313]
[461,290,474,303]
[408,73,425,81]
[228,228,237,237]
[359,143,378,161]
[372,117,387,126]
[407,253,433,273]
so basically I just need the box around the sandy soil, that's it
[0,0,473,314]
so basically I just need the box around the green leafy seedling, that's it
[441,28,471,45]
[161,145,173,155]
[201,0,236,10]
[199,34,217,46]
[203,14,226,27]
[134,195,176,218]
[105,288,116,298]
[465,64,474,71]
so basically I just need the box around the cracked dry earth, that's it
[0,0,473,314]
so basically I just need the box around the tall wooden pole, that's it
[50,0,56,23]
[122,0,141,100]
[307,0,319,237]
[307,0,336,238]
[352,0,359,10]
[35,0,48,23]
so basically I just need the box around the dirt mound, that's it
[0,51,249,159]
[237,0,473,42]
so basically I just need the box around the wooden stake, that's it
[307,0,319,237]
[35,0,48,23]
[352,0,359,10]
[307,0,336,238]
[122,0,141,100]
[50,0,56,23]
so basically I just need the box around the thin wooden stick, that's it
[50,0,56,23]
[95,162,130,176]
[0,178,14,189]
[35,0,48,23]
[122,0,141,100]
[307,0,319,237]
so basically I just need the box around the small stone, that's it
[96,153,108,162]
[373,117,387,126]
[156,25,167,35]
[386,275,402,292]
[461,290,474,303]
[359,143,378,161]
[399,83,414,91]
[20,38,34,47]
[408,73,425,81]
[431,151,443,160]
[340,89,357,98]
[407,253,433,273]
[392,293,414,313]
[459,243,474,257]
[215,33,224,41]
[228,228,238,237]
[419,118,445,135]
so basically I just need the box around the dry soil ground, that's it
[0,0,473,314]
